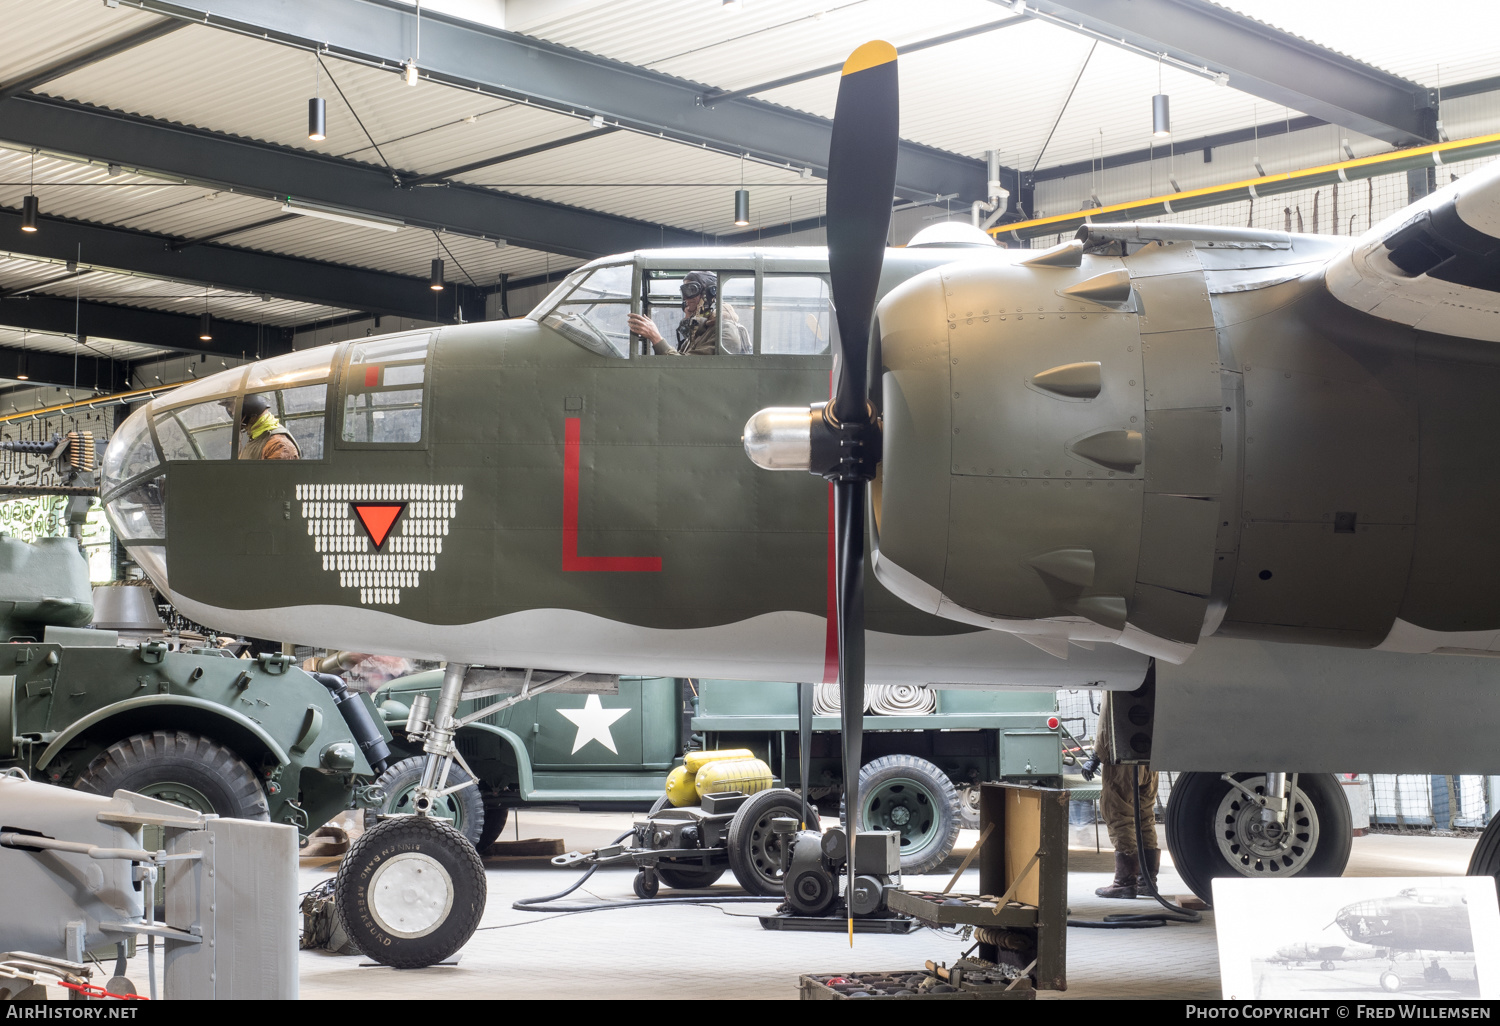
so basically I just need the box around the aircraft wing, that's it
[1325,157,1500,341]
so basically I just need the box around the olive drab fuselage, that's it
[100,196,1500,690]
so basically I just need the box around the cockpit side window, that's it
[760,275,832,355]
[155,399,234,461]
[641,269,752,356]
[537,264,631,358]
[340,334,430,446]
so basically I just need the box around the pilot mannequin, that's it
[626,270,749,356]
[235,394,300,460]
[1093,693,1160,899]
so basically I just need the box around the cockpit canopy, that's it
[100,333,432,593]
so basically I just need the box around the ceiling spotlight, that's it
[308,96,327,142]
[430,258,445,291]
[733,188,750,226]
[21,194,38,233]
[1152,93,1171,138]
[404,60,419,87]
[15,353,27,382]
[199,311,213,341]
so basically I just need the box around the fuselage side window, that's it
[538,263,631,358]
[760,275,831,355]
[341,334,430,445]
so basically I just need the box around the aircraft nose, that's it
[100,398,170,593]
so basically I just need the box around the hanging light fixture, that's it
[1152,54,1171,138]
[308,54,327,142]
[16,330,28,381]
[20,151,39,233]
[733,153,750,226]
[199,286,212,341]
[429,258,445,291]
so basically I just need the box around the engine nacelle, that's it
[873,245,1227,663]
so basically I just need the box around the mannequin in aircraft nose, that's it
[231,393,301,460]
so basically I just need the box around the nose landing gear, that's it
[335,662,488,968]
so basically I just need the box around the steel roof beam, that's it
[0,292,290,363]
[1009,0,1437,145]
[0,94,703,261]
[125,0,990,202]
[0,204,481,324]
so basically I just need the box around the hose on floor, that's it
[1067,765,1202,929]
[510,830,780,914]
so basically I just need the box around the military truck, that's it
[370,673,1059,872]
[0,534,390,837]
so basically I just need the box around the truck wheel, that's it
[365,757,484,847]
[728,788,818,895]
[656,864,725,889]
[1165,772,1352,907]
[335,816,485,968]
[74,730,269,820]
[853,755,962,875]
[477,804,509,851]
[959,784,982,830]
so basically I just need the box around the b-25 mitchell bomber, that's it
[99,40,1500,966]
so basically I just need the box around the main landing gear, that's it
[1164,772,1352,906]
[337,662,487,968]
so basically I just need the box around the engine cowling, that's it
[873,245,1226,663]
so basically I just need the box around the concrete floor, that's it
[109,809,1478,1001]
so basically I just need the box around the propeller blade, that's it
[826,40,898,426]
[836,477,868,941]
[825,40,898,944]
[798,681,813,829]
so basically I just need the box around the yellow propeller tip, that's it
[848,917,855,946]
[842,40,897,77]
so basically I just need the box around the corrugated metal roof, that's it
[0,251,353,327]
[0,323,166,363]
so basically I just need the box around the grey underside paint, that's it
[1153,636,1500,773]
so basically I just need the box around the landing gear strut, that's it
[336,662,487,968]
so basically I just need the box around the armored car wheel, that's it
[728,788,819,896]
[1165,772,1351,907]
[335,815,486,969]
[656,864,726,889]
[364,757,484,846]
[74,730,269,820]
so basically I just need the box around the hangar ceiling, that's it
[0,0,1497,389]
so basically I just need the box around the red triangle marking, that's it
[351,502,405,549]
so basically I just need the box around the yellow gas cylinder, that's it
[694,756,774,798]
[664,765,698,808]
[683,749,756,774]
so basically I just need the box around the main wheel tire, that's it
[1165,772,1352,907]
[73,730,269,820]
[1465,811,1500,884]
[727,788,819,896]
[959,784,982,830]
[656,864,726,889]
[365,757,484,846]
[335,815,486,968]
[477,805,509,851]
[850,755,962,875]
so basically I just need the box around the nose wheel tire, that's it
[1165,772,1352,907]
[1380,970,1402,992]
[727,788,820,896]
[335,815,486,968]
[363,756,484,847]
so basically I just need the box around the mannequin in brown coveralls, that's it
[1094,692,1159,899]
